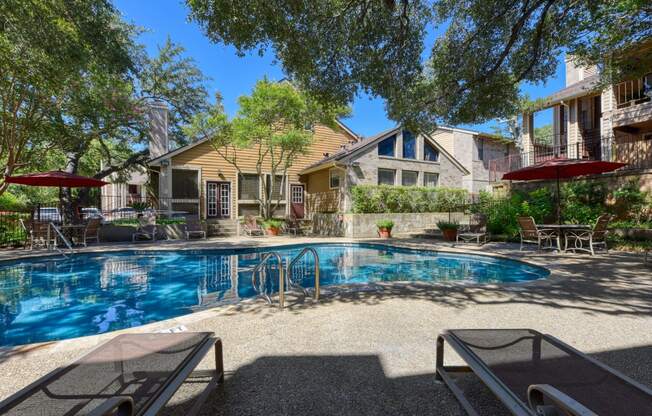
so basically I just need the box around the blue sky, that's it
[115,0,563,137]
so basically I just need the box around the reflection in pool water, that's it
[0,243,548,346]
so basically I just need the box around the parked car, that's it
[108,207,138,221]
[33,207,62,223]
[80,207,105,222]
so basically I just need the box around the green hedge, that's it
[350,185,469,213]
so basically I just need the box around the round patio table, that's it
[538,224,591,252]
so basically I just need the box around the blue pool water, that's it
[0,243,548,346]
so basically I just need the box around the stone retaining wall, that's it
[312,212,469,238]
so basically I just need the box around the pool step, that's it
[206,219,238,237]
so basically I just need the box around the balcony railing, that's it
[489,132,651,182]
[615,74,652,109]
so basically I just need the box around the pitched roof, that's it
[542,74,601,108]
[148,119,359,165]
[299,126,470,175]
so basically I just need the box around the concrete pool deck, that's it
[0,237,651,415]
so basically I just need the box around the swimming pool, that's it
[0,243,548,346]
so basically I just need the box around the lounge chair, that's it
[564,213,611,255]
[0,332,224,416]
[185,217,206,240]
[132,215,157,242]
[242,215,264,236]
[517,216,558,251]
[456,213,488,245]
[436,329,652,415]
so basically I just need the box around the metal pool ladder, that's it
[251,248,320,309]
[48,223,74,257]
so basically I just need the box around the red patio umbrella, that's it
[4,170,108,188]
[5,171,108,223]
[502,158,626,223]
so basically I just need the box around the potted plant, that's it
[129,201,150,218]
[376,219,394,239]
[437,220,460,241]
[262,218,284,236]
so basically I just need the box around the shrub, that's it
[0,192,28,211]
[128,201,151,212]
[376,219,394,230]
[262,218,284,229]
[436,220,459,231]
[350,185,469,214]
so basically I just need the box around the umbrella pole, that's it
[556,169,561,225]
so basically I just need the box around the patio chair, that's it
[517,216,559,251]
[284,216,302,236]
[21,219,55,250]
[79,218,101,246]
[436,329,652,416]
[132,215,157,242]
[456,213,488,245]
[242,215,264,236]
[564,213,611,256]
[185,216,206,240]
[0,332,224,416]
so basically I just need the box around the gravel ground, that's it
[0,238,650,415]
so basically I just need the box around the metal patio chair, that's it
[242,215,264,237]
[132,215,157,242]
[517,216,559,251]
[436,329,652,415]
[456,214,488,245]
[185,216,206,240]
[564,214,611,255]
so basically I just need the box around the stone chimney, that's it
[565,54,598,87]
[149,101,169,159]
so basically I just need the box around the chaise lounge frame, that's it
[436,328,652,416]
[0,332,224,416]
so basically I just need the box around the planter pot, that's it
[442,228,458,241]
[266,226,280,236]
[378,227,392,239]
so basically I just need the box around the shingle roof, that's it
[543,74,601,107]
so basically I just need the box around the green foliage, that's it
[533,124,553,145]
[560,181,607,225]
[350,185,468,214]
[262,218,284,229]
[376,220,395,230]
[0,192,28,211]
[128,201,151,212]
[611,179,650,224]
[436,221,459,231]
[187,0,651,130]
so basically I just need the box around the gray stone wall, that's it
[313,212,469,238]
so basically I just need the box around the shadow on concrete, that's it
[162,344,652,416]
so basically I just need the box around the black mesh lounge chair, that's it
[0,332,224,416]
[436,329,652,416]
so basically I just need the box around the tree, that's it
[185,79,349,219]
[186,0,652,131]
[0,0,135,196]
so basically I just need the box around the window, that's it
[424,173,439,187]
[378,135,396,157]
[266,174,285,200]
[238,173,260,200]
[402,170,418,186]
[377,168,396,185]
[476,140,484,161]
[423,141,439,162]
[329,169,341,189]
[402,130,416,159]
[172,169,199,198]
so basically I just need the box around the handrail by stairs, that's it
[48,223,74,257]
[251,252,285,307]
[287,247,320,302]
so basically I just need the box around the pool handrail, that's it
[251,252,285,308]
[287,247,320,302]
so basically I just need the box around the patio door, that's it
[207,181,230,218]
[290,184,305,219]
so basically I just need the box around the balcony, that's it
[489,132,651,182]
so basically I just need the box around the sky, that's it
[115,0,564,137]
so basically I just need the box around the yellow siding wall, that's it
[170,123,355,217]
[306,168,333,194]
